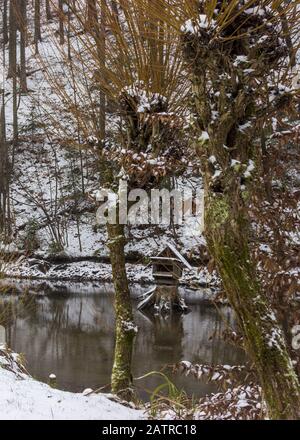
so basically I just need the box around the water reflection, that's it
[0,285,246,400]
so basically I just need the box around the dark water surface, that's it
[0,284,245,400]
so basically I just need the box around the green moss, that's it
[111,319,135,401]
[241,190,250,201]
[209,232,300,419]
[107,223,135,401]
[208,196,230,229]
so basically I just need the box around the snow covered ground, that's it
[2,258,220,291]
[0,346,144,420]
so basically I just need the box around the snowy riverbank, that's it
[1,255,220,290]
[0,346,144,420]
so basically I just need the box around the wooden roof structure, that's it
[154,243,192,270]
[147,243,192,284]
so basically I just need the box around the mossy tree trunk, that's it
[205,186,300,419]
[107,223,136,401]
[181,5,300,419]
[198,86,300,420]
[98,155,136,400]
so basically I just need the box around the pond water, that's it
[0,283,246,400]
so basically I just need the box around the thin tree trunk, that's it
[67,1,71,60]
[111,0,119,19]
[58,0,65,45]
[107,223,135,401]
[3,0,9,45]
[86,0,97,28]
[12,56,18,144]
[8,0,18,143]
[99,0,106,141]
[20,0,28,93]
[86,0,106,141]
[8,0,17,78]
[98,154,135,400]
[34,0,42,53]
[0,78,10,238]
[45,0,52,21]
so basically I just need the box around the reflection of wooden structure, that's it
[139,309,184,358]
[138,244,192,314]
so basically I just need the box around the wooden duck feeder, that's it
[150,243,192,285]
[138,244,192,314]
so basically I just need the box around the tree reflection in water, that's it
[0,285,246,400]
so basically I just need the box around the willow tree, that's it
[150,0,300,419]
[78,0,189,397]
[39,0,188,399]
